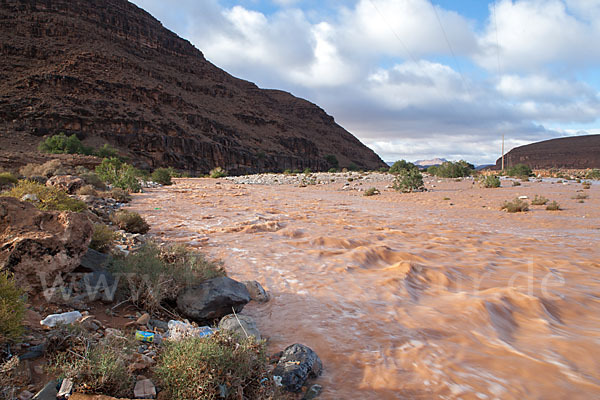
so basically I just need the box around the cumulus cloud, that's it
[130,0,600,164]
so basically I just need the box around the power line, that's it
[430,2,471,97]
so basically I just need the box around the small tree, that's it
[325,154,339,169]
[95,158,142,192]
[505,164,533,178]
[389,160,416,174]
[151,168,173,185]
[393,168,425,192]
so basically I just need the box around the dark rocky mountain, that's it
[0,0,385,174]
[494,135,600,170]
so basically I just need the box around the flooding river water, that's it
[130,175,600,399]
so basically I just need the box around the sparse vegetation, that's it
[20,159,67,178]
[328,168,338,173]
[77,184,97,196]
[531,195,548,205]
[501,198,529,213]
[325,154,339,170]
[427,160,473,178]
[585,169,600,180]
[110,210,150,234]
[481,175,501,188]
[363,187,379,196]
[156,332,277,400]
[80,172,107,191]
[393,168,425,193]
[38,133,92,155]
[210,167,227,178]
[572,193,589,200]
[512,181,521,186]
[94,143,119,159]
[95,158,142,192]
[151,168,173,185]
[504,164,533,178]
[303,168,312,174]
[110,187,131,203]
[2,180,86,212]
[546,201,561,211]
[0,272,25,345]
[111,243,225,311]
[90,224,117,253]
[389,160,416,175]
[0,172,18,188]
[582,182,591,189]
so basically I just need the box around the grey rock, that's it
[176,276,250,323]
[134,378,156,399]
[218,314,261,340]
[20,193,39,203]
[76,248,112,273]
[302,384,323,400]
[272,344,322,393]
[32,381,58,400]
[19,344,46,360]
[243,280,270,302]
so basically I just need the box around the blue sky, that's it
[131,0,600,164]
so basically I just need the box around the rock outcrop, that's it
[0,197,93,293]
[273,344,323,393]
[0,0,386,174]
[495,135,600,170]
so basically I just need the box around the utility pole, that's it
[501,134,505,171]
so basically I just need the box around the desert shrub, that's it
[531,195,548,205]
[111,243,225,312]
[283,169,293,175]
[505,164,533,178]
[19,159,66,178]
[389,160,416,174]
[110,210,150,234]
[303,168,312,174]
[501,198,529,213]
[582,182,591,189]
[167,167,184,178]
[95,158,141,192]
[348,163,359,171]
[94,144,119,159]
[512,181,521,186]
[363,187,379,196]
[90,224,117,253]
[585,169,600,180]
[328,168,338,173]
[0,172,18,188]
[481,175,501,188]
[49,330,134,398]
[77,184,97,196]
[572,193,589,200]
[324,154,339,169]
[156,332,276,400]
[546,201,561,211]
[0,272,25,345]
[393,168,424,193]
[151,168,173,185]
[428,160,473,178]
[80,172,107,190]
[210,167,227,178]
[0,356,24,400]
[2,180,86,212]
[38,133,92,155]
[110,187,131,203]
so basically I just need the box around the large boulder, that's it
[218,314,261,340]
[176,276,250,323]
[46,175,84,194]
[273,344,323,393]
[0,197,93,293]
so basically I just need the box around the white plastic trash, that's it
[167,320,215,341]
[40,311,82,327]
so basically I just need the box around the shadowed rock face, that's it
[495,135,600,170]
[0,0,386,174]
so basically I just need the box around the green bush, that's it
[94,144,119,159]
[111,243,225,312]
[393,168,424,193]
[0,272,25,345]
[283,169,293,175]
[501,198,529,213]
[546,201,561,211]
[156,332,276,400]
[38,133,92,155]
[389,160,416,174]
[167,167,184,178]
[505,164,533,178]
[303,168,312,174]
[151,168,173,185]
[90,224,117,253]
[0,172,18,187]
[80,172,107,191]
[363,187,379,196]
[348,163,359,171]
[531,195,548,205]
[95,158,142,192]
[110,210,150,234]
[328,168,338,173]
[324,154,339,169]
[2,180,86,212]
[585,169,600,180]
[110,188,131,203]
[49,331,134,397]
[427,160,473,178]
[481,175,501,188]
[210,167,227,178]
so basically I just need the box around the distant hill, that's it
[414,158,447,168]
[494,135,600,169]
[0,0,386,174]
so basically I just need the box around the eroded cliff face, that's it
[0,0,386,174]
[494,135,600,170]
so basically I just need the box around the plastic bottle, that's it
[40,311,82,327]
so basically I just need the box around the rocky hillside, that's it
[495,135,600,170]
[0,0,385,174]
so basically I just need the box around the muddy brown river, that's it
[130,175,600,399]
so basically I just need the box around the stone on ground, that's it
[218,314,261,340]
[272,344,323,393]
